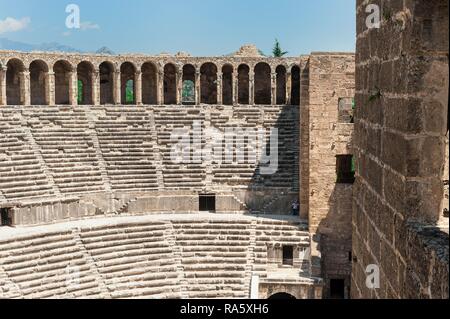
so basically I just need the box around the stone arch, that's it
[53,60,73,105]
[291,65,300,106]
[182,64,196,105]
[77,61,94,105]
[200,62,217,104]
[120,62,136,104]
[164,63,177,105]
[268,292,296,300]
[238,64,250,105]
[142,62,158,105]
[222,64,233,105]
[99,61,114,105]
[276,65,287,105]
[254,62,271,105]
[6,58,25,105]
[29,60,48,105]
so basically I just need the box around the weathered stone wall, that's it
[299,56,310,220]
[442,131,449,224]
[353,0,449,299]
[259,282,322,299]
[308,53,355,298]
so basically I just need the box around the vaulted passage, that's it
[200,63,217,104]
[238,64,249,105]
[182,64,195,105]
[222,65,233,105]
[30,60,48,105]
[142,62,157,105]
[276,65,286,105]
[291,65,300,106]
[6,59,25,105]
[77,61,93,105]
[99,62,114,105]
[54,60,72,105]
[120,62,136,104]
[254,62,271,105]
[268,293,296,300]
[164,63,177,105]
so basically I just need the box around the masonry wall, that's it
[352,0,449,299]
[299,56,310,220]
[442,132,449,224]
[308,53,355,298]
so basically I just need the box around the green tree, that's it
[272,39,288,57]
[125,80,134,104]
[77,80,83,104]
[182,80,195,103]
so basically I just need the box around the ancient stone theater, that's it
[0,0,448,300]
[0,44,355,299]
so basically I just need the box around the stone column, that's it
[69,71,78,106]
[0,66,6,106]
[20,69,31,106]
[286,71,292,105]
[92,71,100,105]
[249,70,255,105]
[176,70,182,105]
[195,70,201,105]
[45,71,55,106]
[157,70,164,105]
[135,70,142,105]
[271,72,277,105]
[217,71,223,105]
[114,70,121,104]
[275,244,282,267]
[233,70,238,105]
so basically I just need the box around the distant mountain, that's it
[0,38,35,52]
[37,42,82,53]
[0,38,82,53]
[96,46,115,55]
[0,38,114,55]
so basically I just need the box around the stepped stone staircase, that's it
[27,108,105,195]
[0,109,55,200]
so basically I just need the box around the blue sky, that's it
[0,0,356,56]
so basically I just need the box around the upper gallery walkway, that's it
[0,45,305,107]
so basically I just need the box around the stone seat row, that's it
[0,216,310,299]
[0,231,104,299]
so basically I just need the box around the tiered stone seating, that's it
[172,219,251,298]
[94,108,158,191]
[233,107,261,125]
[79,221,182,299]
[260,106,298,189]
[210,108,262,187]
[0,230,103,299]
[0,109,54,200]
[154,107,206,189]
[253,219,310,277]
[0,214,312,299]
[1,105,299,203]
[27,107,104,194]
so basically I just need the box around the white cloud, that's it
[0,17,31,34]
[80,21,100,31]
